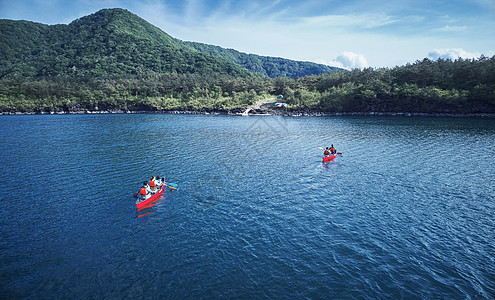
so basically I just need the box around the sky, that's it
[1,0,495,69]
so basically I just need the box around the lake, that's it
[1,114,494,298]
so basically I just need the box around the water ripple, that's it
[1,115,494,298]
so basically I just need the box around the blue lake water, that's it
[1,114,494,298]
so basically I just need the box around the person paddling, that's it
[330,144,336,154]
[156,176,163,187]
[139,181,150,199]
[149,176,157,192]
[324,147,330,156]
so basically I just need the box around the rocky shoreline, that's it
[3,96,495,118]
[2,109,494,118]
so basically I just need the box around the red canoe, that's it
[323,154,337,162]
[135,184,165,210]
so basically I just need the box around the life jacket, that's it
[324,150,330,155]
[330,147,335,153]
[140,187,147,196]
[149,180,156,189]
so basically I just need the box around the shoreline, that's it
[1,109,495,118]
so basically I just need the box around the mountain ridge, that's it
[0,9,250,78]
[184,41,341,78]
[0,8,339,79]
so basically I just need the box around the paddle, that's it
[165,182,177,189]
[134,181,177,195]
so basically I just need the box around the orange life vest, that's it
[150,180,156,189]
[140,187,147,196]
[330,147,335,153]
[324,150,330,155]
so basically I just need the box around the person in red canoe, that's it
[330,145,336,154]
[156,176,164,187]
[324,147,330,156]
[139,181,151,199]
[149,176,158,192]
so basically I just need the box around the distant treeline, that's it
[1,56,494,114]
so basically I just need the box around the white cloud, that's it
[329,52,369,69]
[473,0,495,10]
[299,13,398,29]
[435,25,468,33]
[428,48,480,60]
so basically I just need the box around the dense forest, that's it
[184,41,340,78]
[1,8,494,115]
[1,56,494,114]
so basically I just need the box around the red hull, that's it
[136,184,165,210]
[323,154,337,162]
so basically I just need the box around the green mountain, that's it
[0,8,338,79]
[4,8,491,115]
[185,41,341,78]
[0,8,251,78]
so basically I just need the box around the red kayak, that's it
[323,154,337,162]
[135,184,165,210]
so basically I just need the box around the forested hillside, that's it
[0,8,338,79]
[0,9,250,78]
[185,42,341,78]
[283,56,495,114]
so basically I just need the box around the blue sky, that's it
[1,0,494,69]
